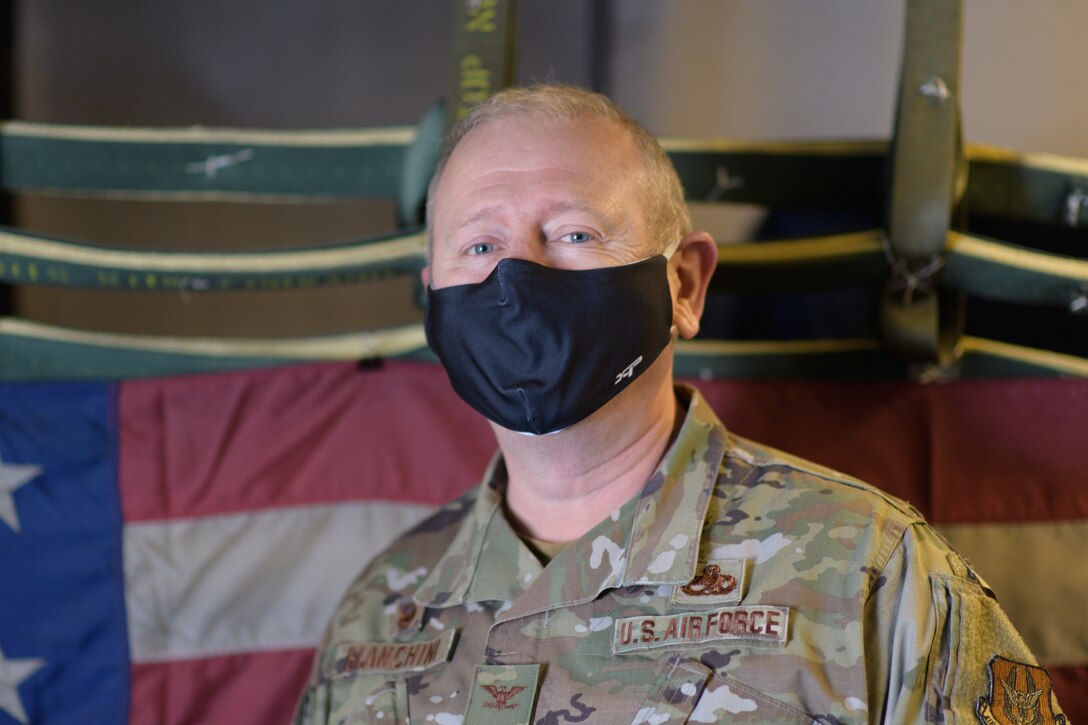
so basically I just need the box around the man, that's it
[296,85,1066,724]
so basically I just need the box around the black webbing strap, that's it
[445,0,518,131]
[882,0,965,366]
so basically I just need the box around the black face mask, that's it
[424,254,674,435]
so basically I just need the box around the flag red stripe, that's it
[690,377,1088,524]
[926,379,1088,524]
[1050,666,1088,721]
[130,650,313,725]
[692,380,933,512]
[119,363,1088,524]
[119,362,492,523]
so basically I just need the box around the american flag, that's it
[1,361,1084,723]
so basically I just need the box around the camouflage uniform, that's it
[296,386,1066,724]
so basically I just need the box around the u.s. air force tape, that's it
[328,629,458,679]
[612,606,789,655]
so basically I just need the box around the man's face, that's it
[426,115,658,289]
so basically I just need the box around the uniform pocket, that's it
[689,674,816,724]
[318,675,410,725]
[628,656,815,724]
[629,655,712,724]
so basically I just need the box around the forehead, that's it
[449,113,638,170]
[431,114,646,225]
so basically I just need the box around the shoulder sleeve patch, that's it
[976,655,1066,725]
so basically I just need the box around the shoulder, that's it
[723,432,923,523]
[359,485,480,590]
[706,432,928,593]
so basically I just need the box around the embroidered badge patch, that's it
[391,599,422,638]
[464,664,541,725]
[612,605,789,655]
[671,559,747,606]
[976,655,1066,725]
[328,629,457,679]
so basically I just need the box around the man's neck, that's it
[493,358,681,543]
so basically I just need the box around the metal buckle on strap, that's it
[881,233,946,307]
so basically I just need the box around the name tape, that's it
[612,605,789,655]
[328,629,457,679]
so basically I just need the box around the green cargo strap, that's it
[0,318,432,381]
[944,232,1088,306]
[0,226,425,290]
[967,145,1088,226]
[445,0,518,131]
[712,230,1088,306]
[665,138,886,212]
[3,316,1084,382]
[8,223,1088,310]
[711,231,885,294]
[5,121,1087,223]
[0,122,412,200]
[882,0,965,366]
[397,100,446,227]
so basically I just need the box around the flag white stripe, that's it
[938,519,1088,667]
[123,500,1087,668]
[123,500,435,663]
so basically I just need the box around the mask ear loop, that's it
[663,238,683,338]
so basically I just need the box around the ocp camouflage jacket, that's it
[296,386,1066,724]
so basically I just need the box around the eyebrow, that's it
[451,201,616,233]
[451,205,506,233]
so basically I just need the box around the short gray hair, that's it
[425,84,691,254]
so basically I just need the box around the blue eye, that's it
[468,242,494,255]
[562,231,593,244]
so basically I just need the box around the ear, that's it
[670,230,718,339]
[421,265,432,289]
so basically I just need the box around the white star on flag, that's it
[0,455,42,534]
[0,644,45,725]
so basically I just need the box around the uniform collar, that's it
[412,385,728,619]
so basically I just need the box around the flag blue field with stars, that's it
[0,382,129,725]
